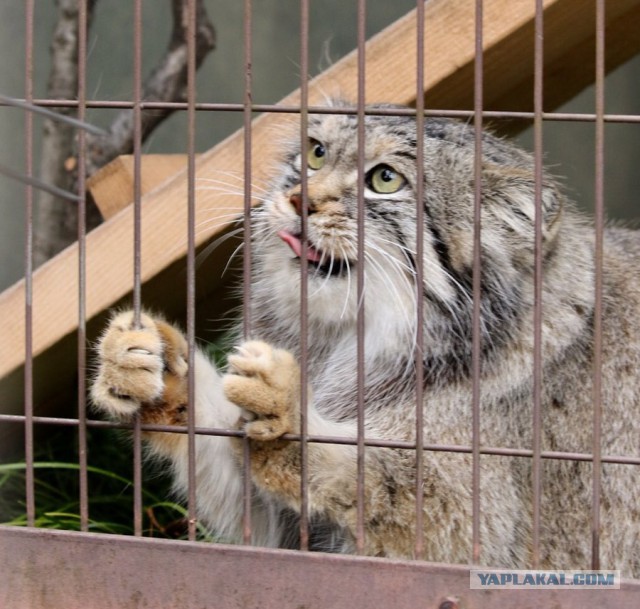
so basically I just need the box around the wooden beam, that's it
[2,0,640,414]
[87,155,194,220]
[426,0,640,124]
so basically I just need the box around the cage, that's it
[1,1,640,607]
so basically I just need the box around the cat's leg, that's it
[91,310,282,546]
[224,341,416,556]
[224,341,523,563]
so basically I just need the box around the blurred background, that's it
[0,0,639,292]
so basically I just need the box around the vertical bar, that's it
[413,0,426,560]
[132,0,144,537]
[591,0,605,570]
[298,0,311,552]
[23,0,35,529]
[531,0,545,569]
[471,0,483,565]
[355,0,367,555]
[241,0,253,545]
[186,0,198,542]
[76,0,90,533]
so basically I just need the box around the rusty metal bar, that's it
[0,94,105,135]
[132,0,143,325]
[3,526,640,609]
[0,162,81,202]
[355,0,367,555]
[591,0,606,570]
[413,0,426,560]
[531,0,545,569]
[471,0,483,565]
[76,0,90,534]
[4,97,640,124]
[23,0,35,529]
[3,411,639,466]
[131,0,144,538]
[241,0,254,545]
[298,0,311,551]
[186,0,199,543]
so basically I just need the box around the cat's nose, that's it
[289,192,316,216]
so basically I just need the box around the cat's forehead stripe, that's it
[307,113,420,164]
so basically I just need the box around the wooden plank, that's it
[426,0,640,123]
[87,155,193,220]
[2,0,640,404]
[2,527,639,609]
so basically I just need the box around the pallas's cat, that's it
[92,104,640,576]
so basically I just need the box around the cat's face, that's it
[251,106,563,369]
[253,111,430,336]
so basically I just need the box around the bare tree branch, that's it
[34,0,216,267]
[34,0,99,267]
[83,0,216,176]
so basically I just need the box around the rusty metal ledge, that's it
[1,526,639,609]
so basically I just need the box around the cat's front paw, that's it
[91,310,188,421]
[223,341,300,441]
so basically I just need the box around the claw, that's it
[233,345,249,358]
[128,347,153,355]
[108,387,134,401]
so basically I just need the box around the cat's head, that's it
[251,103,568,373]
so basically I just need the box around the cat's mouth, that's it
[278,230,351,277]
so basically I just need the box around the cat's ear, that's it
[482,164,563,248]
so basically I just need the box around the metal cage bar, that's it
[241,0,254,545]
[186,0,199,543]
[22,0,35,530]
[4,526,640,609]
[531,0,545,568]
[471,0,484,565]
[2,411,640,466]
[131,0,145,538]
[4,96,640,124]
[413,0,426,561]
[591,0,606,570]
[355,0,367,555]
[76,0,90,535]
[298,0,311,552]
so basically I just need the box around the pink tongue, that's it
[278,230,323,263]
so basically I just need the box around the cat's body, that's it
[92,105,640,575]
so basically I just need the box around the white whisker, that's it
[196,186,273,205]
[221,240,247,277]
[338,243,352,320]
[195,227,245,269]
[194,219,244,240]
[197,172,271,195]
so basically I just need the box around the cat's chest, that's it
[306,345,412,418]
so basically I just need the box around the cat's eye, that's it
[307,138,326,170]
[366,164,405,194]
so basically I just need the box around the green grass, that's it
[0,426,212,540]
